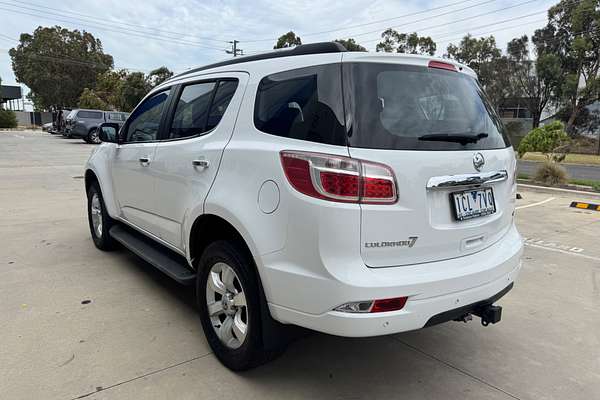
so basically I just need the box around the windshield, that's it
[343,63,510,151]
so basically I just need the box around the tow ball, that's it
[455,304,503,326]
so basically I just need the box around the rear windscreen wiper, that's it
[418,132,488,144]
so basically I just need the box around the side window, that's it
[254,64,346,146]
[206,80,238,131]
[78,111,103,119]
[125,90,170,143]
[169,82,216,139]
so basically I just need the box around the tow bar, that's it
[455,304,503,326]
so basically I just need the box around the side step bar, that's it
[109,225,196,285]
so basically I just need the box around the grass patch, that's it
[520,152,600,165]
[569,179,600,192]
[518,172,600,192]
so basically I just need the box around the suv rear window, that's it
[77,111,103,119]
[254,64,346,146]
[343,63,510,151]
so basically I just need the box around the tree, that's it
[9,26,113,109]
[274,31,301,49]
[0,109,17,128]
[120,72,149,112]
[334,38,367,52]
[147,66,173,87]
[445,35,501,80]
[376,29,436,55]
[78,87,108,109]
[507,35,562,128]
[445,35,513,109]
[533,0,600,134]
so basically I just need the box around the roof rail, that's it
[172,42,347,79]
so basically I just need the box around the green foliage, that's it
[78,88,108,109]
[334,38,366,52]
[376,30,436,55]
[518,121,570,161]
[9,26,113,109]
[506,35,562,128]
[445,35,510,109]
[77,67,172,112]
[0,109,18,128]
[534,161,568,185]
[533,0,600,133]
[146,66,173,87]
[445,35,501,76]
[274,32,301,49]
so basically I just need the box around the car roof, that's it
[151,42,476,99]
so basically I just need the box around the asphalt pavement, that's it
[2,130,600,400]
[518,159,600,181]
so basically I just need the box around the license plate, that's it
[452,188,496,221]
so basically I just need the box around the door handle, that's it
[139,157,150,166]
[192,159,210,169]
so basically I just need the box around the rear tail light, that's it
[334,296,408,313]
[280,151,397,204]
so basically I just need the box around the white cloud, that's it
[0,0,555,108]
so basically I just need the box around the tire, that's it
[87,181,115,250]
[196,241,273,371]
[87,128,101,144]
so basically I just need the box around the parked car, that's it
[42,122,53,132]
[85,43,522,371]
[66,109,129,143]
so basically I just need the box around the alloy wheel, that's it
[90,193,103,238]
[205,262,248,349]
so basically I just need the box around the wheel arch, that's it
[189,214,259,272]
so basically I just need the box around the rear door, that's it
[342,57,516,267]
[151,73,247,249]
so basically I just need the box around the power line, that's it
[0,5,228,51]
[243,0,492,43]
[2,0,230,44]
[350,0,543,40]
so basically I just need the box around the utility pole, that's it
[226,40,243,57]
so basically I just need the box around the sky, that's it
[0,0,559,108]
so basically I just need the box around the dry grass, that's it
[534,161,569,185]
[520,152,600,165]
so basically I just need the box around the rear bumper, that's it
[266,223,522,337]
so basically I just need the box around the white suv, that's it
[86,43,522,370]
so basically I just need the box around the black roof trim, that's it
[172,42,347,79]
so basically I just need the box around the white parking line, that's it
[525,243,600,263]
[516,197,555,210]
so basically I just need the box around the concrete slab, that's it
[1,131,599,400]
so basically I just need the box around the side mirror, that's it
[98,123,120,143]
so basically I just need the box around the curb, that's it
[518,183,600,199]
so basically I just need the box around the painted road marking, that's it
[523,237,600,264]
[525,243,600,263]
[516,197,555,210]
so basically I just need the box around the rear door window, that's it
[169,82,216,139]
[254,64,346,146]
[77,111,103,119]
[343,63,510,151]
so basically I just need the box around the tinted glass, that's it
[206,80,238,131]
[344,63,510,151]
[78,111,103,119]
[170,82,216,139]
[254,64,346,146]
[125,91,170,142]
